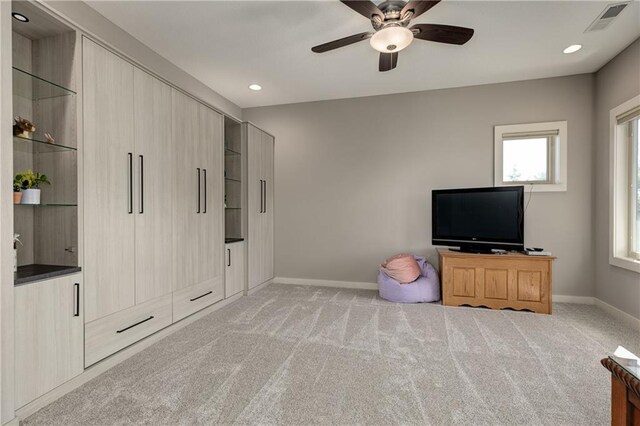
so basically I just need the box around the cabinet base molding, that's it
[14,292,243,421]
[246,278,273,296]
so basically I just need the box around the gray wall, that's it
[594,39,640,320]
[245,74,596,297]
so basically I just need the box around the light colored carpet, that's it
[23,284,640,425]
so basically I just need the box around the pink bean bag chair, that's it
[378,255,441,303]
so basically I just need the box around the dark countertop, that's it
[225,238,245,244]
[15,264,82,286]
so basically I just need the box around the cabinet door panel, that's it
[134,68,174,303]
[197,105,224,286]
[172,90,200,290]
[225,242,245,297]
[15,275,83,407]
[247,124,263,289]
[83,38,135,321]
[262,132,275,282]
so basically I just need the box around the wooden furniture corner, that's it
[601,357,640,425]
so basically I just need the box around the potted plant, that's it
[15,169,50,205]
[13,176,22,204]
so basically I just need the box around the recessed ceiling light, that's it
[248,84,262,91]
[563,44,582,54]
[12,12,29,23]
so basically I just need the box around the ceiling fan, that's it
[311,0,474,72]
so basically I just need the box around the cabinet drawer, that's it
[173,276,224,322]
[85,294,172,366]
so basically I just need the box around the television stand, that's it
[438,248,556,314]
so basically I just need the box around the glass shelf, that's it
[225,148,241,156]
[13,67,76,101]
[15,203,77,207]
[225,177,241,183]
[14,135,77,153]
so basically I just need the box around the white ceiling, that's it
[86,0,640,108]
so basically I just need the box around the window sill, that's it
[495,182,567,192]
[610,255,640,273]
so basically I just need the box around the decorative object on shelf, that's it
[13,175,23,204]
[44,132,55,144]
[13,116,36,138]
[15,169,51,205]
[13,234,22,273]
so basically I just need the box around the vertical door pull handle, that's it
[203,169,207,214]
[227,248,231,267]
[128,153,133,214]
[73,283,80,317]
[197,168,201,214]
[264,180,267,214]
[139,155,144,214]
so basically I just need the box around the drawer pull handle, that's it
[116,316,154,334]
[190,291,212,302]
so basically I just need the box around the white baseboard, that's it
[14,292,244,421]
[276,278,602,304]
[595,298,640,331]
[552,295,595,304]
[275,277,378,290]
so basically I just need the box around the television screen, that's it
[432,186,524,252]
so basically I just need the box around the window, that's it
[610,96,640,272]
[494,121,567,192]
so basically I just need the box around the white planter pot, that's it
[21,188,41,205]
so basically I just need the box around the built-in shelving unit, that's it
[12,8,79,285]
[224,116,244,243]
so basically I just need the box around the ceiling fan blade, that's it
[411,23,474,45]
[401,1,441,19]
[311,32,373,53]
[340,0,384,20]
[379,52,398,72]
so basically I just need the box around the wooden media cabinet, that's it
[438,248,556,314]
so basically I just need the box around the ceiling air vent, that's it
[585,2,629,32]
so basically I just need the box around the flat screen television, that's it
[432,186,524,253]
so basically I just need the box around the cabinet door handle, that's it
[128,153,133,214]
[196,168,201,214]
[139,155,144,214]
[259,180,263,213]
[116,316,154,333]
[190,291,212,302]
[264,180,267,214]
[203,168,207,214]
[261,180,266,213]
[227,248,231,267]
[73,283,80,317]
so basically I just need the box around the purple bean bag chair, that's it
[378,256,441,303]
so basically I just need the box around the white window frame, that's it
[494,121,567,192]
[610,95,640,273]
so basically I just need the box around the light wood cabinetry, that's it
[85,293,172,366]
[171,91,224,320]
[133,68,174,304]
[225,242,245,297]
[439,249,555,314]
[14,274,83,407]
[82,37,135,322]
[247,124,274,289]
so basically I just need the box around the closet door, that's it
[83,38,135,322]
[247,124,264,289]
[133,69,174,303]
[172,89,200,291]
[262,132,275,283]
[196,104,224,286]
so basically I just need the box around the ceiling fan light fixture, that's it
[370,26,413,53]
